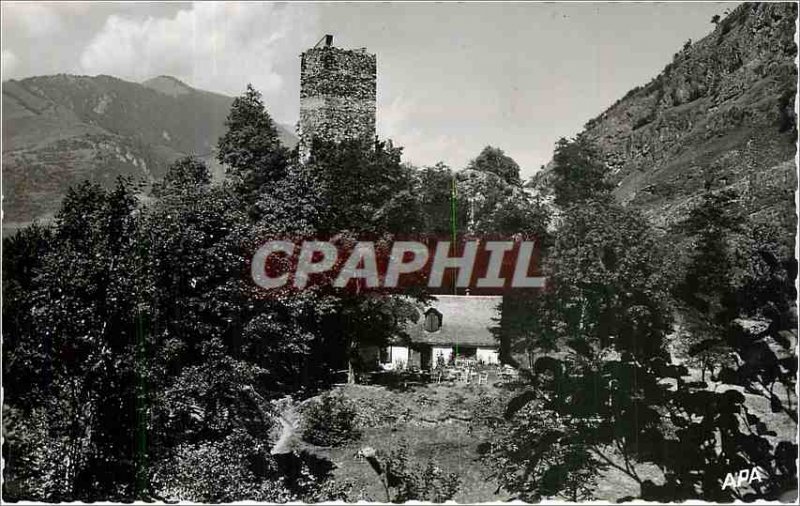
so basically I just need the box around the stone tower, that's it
[299,35,377,160]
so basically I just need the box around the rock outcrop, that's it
[546,3,797,237]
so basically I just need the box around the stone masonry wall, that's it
[299,46,377,159]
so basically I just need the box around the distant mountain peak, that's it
[142,75,194,97]
[3,73,298,230]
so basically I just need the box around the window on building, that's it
[424,310,441,332]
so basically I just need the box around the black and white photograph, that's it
[1,1,798,503]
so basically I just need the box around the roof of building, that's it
[403,295,502,348]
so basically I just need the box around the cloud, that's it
[377,95,414,141]
[78,2,319,122]
[2,3,62,38]
[2,49,18,77]
[378,94,474,169]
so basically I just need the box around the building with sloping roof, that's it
[363,295,502,370]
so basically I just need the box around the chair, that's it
[465,370,478,384]
[477,372,489,385]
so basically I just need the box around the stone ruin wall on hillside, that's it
[299,46,377,160]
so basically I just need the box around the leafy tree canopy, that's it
[466,145,522,186]
[217,84,290,194]
[550,135,613,208]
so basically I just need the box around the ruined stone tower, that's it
[299,35,377,160]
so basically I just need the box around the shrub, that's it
[302,391,362,447]
[151,429,294,502]
[2,405,70,501]
[482,405,605,502]
[151,429,354,502]
[467,391,506,434]
[303,476,364,502]
[359,444,461,503]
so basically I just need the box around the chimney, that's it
[313,34,335,49]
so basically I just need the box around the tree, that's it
[674,188,745,381]
[490,198,797,501]
[711,14,721,25]
[2,222,53,408]
[307,138,423,235]
[455,168,515,234]
[474,190,550,240]
[550,136,613,208]
[3,178,145,500]
[485,404,604,502]
[493,286,557,369]
[3,223,57,500]
[718,220,798,424]
[6,88,430,500]
[153,156,211,196]
[416,163,455,236]
[217,84,290,196]
[543,201,673,362]
[304,138,431,381]
[1,148,355,500]
[138,151,371,500]
[466,146,522,186]
[486,201,673,500]
[483,190,551,365]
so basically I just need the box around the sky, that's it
[2,1,737,178]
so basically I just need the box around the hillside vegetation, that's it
[537,2,796,240]
[2,74,296,232]
[2,3,797,502]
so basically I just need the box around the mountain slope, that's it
[2,74,297,229]
[541,2,797,238]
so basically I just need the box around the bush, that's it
[482,405,604,502]
[151,429,294,502]
[2,405,70,501]
[359,444,461,503]
[151,428,356,502]
[467,391,506,434]
[302,391,362,447]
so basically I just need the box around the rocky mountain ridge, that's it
[540,2,797,238]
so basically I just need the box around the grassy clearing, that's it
[300,383,511,503]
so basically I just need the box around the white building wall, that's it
[388,345,409,369]
[476,348,499,365]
